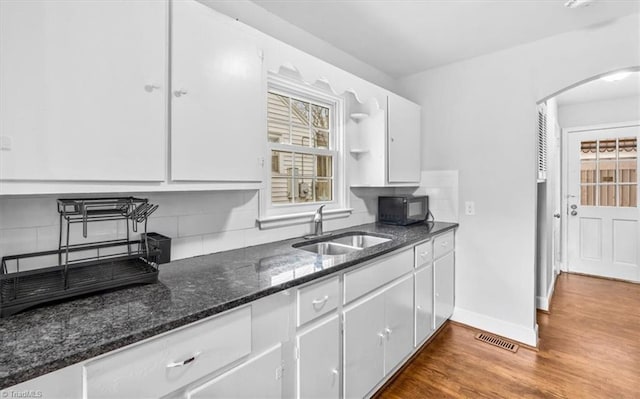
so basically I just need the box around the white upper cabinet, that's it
[171,0,265,182]
[346,92,421,187]
[387,93,421,183]
[0,0,167,182]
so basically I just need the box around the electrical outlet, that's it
[465,201,475,215]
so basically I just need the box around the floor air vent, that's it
[475,332,519,353]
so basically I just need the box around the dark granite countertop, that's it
[0,221,457,388]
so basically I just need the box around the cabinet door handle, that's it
[166,352,201,368]
[312,295,329,307]
[416,305,422,311]
[331,368,339,386]
[385,327,393,339]
[144,84,160,92]
[174,89,188,97]
[378,332,385,345]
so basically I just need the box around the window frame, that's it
[258,72,350,228]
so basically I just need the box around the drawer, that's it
[297,276,339,326]
[85,306,252,399]
[434,231,454,259]
[414,240,433,268]
[344,248,413,304]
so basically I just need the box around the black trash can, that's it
[142,232,171,264]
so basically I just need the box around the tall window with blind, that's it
[267,91,336,205]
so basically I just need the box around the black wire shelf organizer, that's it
[0,197,161,318]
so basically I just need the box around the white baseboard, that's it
[536,270,558,311]
[451,307,538,347]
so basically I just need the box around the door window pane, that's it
[581,185,596,206]
[599,184,616,207]
[598,139,617,183]
[619,184,637,208]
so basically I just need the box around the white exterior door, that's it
[567,125,639,282]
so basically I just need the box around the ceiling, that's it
[555,71,640,105]
[251,0,640,78]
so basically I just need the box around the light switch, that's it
[465,201,475,215]
[0,136,12,151]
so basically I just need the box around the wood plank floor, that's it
[376,273,640,398]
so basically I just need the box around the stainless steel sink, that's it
[294,242,362,256]
[293,232,392,256]
[329,234,391,249]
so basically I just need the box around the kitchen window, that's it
[259,73,349,227]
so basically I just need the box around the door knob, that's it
[571,210,578,216]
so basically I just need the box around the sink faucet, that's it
[313,205,326,236]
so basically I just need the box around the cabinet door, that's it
[343,292,385,399]
[383,274,414,374]
[171,0,264,182]
[387,93,421,183]
[415,264,435,346]
[0,0,166,182]
[188,344,282,399]
[434,251,455,329]
[297,316,340,399]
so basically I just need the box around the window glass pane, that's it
[272,178,292,204]
[268,93,290,144]
[619,184,637,207]
[315,179,332,202]
[291,124,310,147]
[580,140,596,185]
[599,184,616,207]
[581,185,596,206]
[311,105,329,129]
[618,137,637,184]
[580,160,596,184]
[295,178,314,203]
[598,139,616,183]
[271,151,293,177]
[291,99,309,126]
[317,156,332,177]
[314,129,329,149]
[294,153,314,177]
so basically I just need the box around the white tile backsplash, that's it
[0,187,386,264]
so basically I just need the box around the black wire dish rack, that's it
[0,197,161,318]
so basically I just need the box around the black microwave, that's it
[378,195,429,226]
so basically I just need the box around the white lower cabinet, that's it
[415,264,435,346]
[296,315,340,399]
[187,344,283,399]
[343,274,413,399]
[434,251,455,330]
[85,306,252,399]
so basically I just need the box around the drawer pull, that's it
[311,295,329,307]
[166,352,201,368]
[420,251,429,257]
[416,305,422,311]
[441,242,448,247]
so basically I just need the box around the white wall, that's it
[397,13,640,346]
[558,95,640,128]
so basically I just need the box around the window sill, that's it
[257,208,353,230]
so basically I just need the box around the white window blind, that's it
[537,103,548,182]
